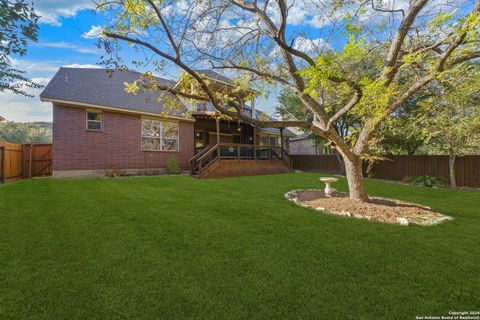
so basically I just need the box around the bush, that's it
[167,155,181,174]
[404,175,448,188]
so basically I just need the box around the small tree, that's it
[167,154,181,174]
[98,0,480,202]
[417,64,480,188]
[0,0,42,96]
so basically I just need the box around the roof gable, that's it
[40,68,190,119]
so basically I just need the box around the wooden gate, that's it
[0,142,53,183]
[22,144,53,178]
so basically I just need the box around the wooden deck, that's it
[190,143,293,178]
[199,159,293,178]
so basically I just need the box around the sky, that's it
[0,0,285,123]
[0,0,368,123]
[1,2,107,122]
[0,0,472,123]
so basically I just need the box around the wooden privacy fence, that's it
[0,142,23,182]
[0,142,52,183]
[291,155,480,188]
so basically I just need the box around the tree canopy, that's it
[0,121,52,144]
[97,0,480,201]
[417,63,480,157]
[0,0,41,96]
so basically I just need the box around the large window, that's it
[141,119,179,151]
[86,111,102,131]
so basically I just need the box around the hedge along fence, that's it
[290,155,480,188]
[0,142,52,183]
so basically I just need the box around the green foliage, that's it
[299,37,369,96]
[355,78,395,119]
[345,13,362,36]
[417,63,480,155]
[166,154,181,174]
[405,175,448,188]
[276,88,312,123]
[374,97,428,155]
[428,12,455,31]
[0,121,52,143]
[0,0,42,96]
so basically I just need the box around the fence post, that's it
[29,144,33,178]
[0,146,4,183]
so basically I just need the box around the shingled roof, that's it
[195,70,234,85]
[40,67,190,119]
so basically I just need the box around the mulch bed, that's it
[285,189,452,226]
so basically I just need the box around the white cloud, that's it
[35,41,99,54]
[0,60,106,122]
[82,25,105,39]
[62,64,101,69]
[294,37,332,53]
[0,78,52,122]
[286,6,309,25]
[35,0,93,26]
[77,48,99,54]
[9,58,60,74]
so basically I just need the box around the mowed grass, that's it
[0,173,479,320]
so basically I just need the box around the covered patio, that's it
[190,113,295,177]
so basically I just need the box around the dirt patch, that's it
[285,189,451,226]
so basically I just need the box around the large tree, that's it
[417,63,480,188]
[99,0,480,202]
[277,87,357,173]
[0,0,41,96]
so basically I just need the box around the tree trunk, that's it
[448,151,457,189]
[334,150,346,175]
[343,154,370,202]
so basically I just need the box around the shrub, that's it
[404,175,448,188]
[105,168,126,177]
[167,155,181,174]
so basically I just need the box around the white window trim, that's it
[141,119,180,152]
[86,111,102,131]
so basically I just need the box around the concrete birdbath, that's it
[320,177,338,196]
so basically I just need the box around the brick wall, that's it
[53,104,194,171]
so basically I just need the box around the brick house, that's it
[40,68,295,178]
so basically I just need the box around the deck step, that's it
[198,159,292,179]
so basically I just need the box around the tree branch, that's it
[144,0,180,58]
[213,63,292,86]
[381,0,429,85]
[103,31,310,128]
[326,87,363,130]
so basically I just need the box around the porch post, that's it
[268,134,271,160]
[253,126,257,160]
[216,118,220,145]
[280,128,284,160]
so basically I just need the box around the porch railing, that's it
[191,143,292,175]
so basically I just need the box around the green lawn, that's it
[1,173,479,319]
